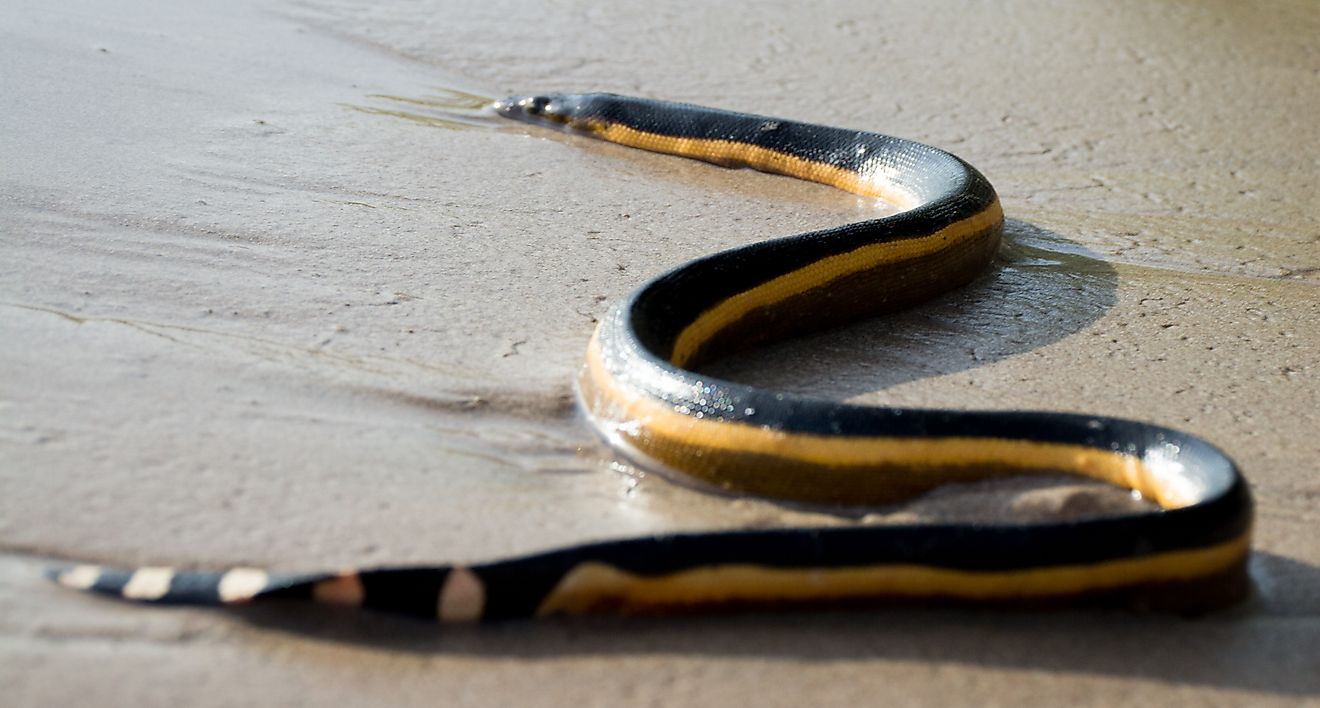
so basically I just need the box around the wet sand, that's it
[3,0,1319,704]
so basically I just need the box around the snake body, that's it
[52,94,1252,620]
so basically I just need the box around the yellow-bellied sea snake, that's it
[50,94,1252,620]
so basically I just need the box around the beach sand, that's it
[3,0,1318,704]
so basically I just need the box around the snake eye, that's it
[524,96,551,115]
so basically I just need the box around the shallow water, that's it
[3,0,1320,703]
[4,0,1317,556]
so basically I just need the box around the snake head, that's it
[494,94,596,133]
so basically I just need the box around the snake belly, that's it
[51,94,1252,620]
